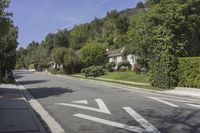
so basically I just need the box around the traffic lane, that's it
[14,71,200,108]
[14,71,200,133]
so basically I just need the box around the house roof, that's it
[107,47,125,57]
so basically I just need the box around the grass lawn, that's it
[99,71,149,84]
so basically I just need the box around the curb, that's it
[15,78,65,133]
[15,83,48,133]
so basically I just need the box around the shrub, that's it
[48,68,63,74]
[28,64,35,70]
[117,61,131,71]
[133,63,141,74]
[84,66,106,77]
[105,62,116,72]
[81,42,107,67]
[178,57,200,88]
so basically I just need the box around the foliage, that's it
[69,24,90,49]
[0,0,18,83]
[83,66,106,77]
[63,49,83,74]
[117,61,131,71]
[127,0,200,89]
[178,57,200,88]
[136,1,144,8]
[105,62,116,72]
[48,68,63,75]
[81,42,107,67]
[28,64,35,70]
[0,0,11,38]
[52,47,67,68]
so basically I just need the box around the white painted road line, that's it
[153,97,200,104]
[148,97,179,108]
[17,83,65,133]
[187,103,200,109]
[123,107,161,133]
[73,113,144,133]
[56,99,111,114]
[72,100,88,104]
[95,99,111,115]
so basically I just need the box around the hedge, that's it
[178,57,200,88]
[82,66,107,77]
[117,61,131,71]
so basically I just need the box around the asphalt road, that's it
[13,71,200,133]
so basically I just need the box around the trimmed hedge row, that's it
[82,66,107,77]
[178,57,200,88]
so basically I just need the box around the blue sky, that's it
[8,0,143,48]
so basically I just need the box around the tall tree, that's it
[0,0,18,82]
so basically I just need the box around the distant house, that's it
[107,47,138,70]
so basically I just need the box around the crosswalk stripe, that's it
[148,97,179,108]
[187,103,200,109]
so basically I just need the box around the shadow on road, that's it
[23,87,74,99]
[19,80,48,85]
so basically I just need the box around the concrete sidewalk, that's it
[0,84,47,133]
[164,87,200,99]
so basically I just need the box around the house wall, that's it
[127,54,137,65]
[108,54,138,70]
[109,56,122,64]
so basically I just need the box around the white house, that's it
[107,47,138,70]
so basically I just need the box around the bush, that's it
[28,64,35,70]
[133,63,141,74]
[105,62,116,72]
[83,66,106,77]
[117,61,131,71]
[81,42,107,67]
[178,57,200,88]
[48,68,63,74]
[149,49,178,89]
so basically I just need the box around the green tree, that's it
[0,27,18,76]
[52,47,67,69]
[63,49,83,74]
[81,42,107,67]
[69,24,90,49]
[0,0,18,82]
[54,29,69,48]
[127,0,200,88]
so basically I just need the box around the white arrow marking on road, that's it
[72,100,88,104]
[148,97,179,108]
[55,99,111,114]
[187,103,200,109]
[74,107,160,133]
[123,107,161,133]
[73,113,144,133]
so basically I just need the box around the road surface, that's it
[13,71,200,133]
